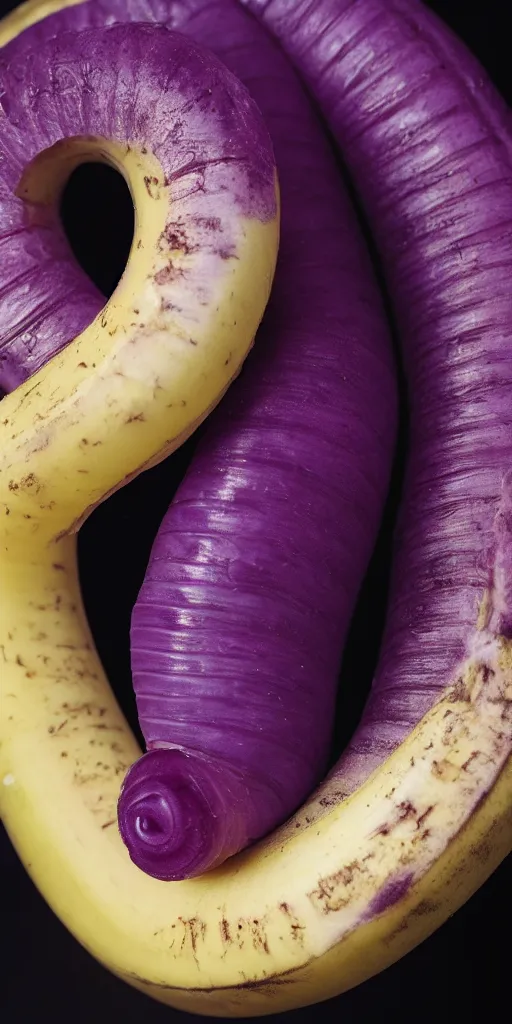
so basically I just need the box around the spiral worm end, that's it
[117,748,250,880]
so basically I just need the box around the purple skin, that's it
[363,872,415,921]
[1,0,396,880]
[0,20,276,391]
[242,0,512,793]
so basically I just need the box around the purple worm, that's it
[241,0,512,794]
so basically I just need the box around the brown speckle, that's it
[178,917,206,961]
[249,919,270,955]
[159,221,195,255]
[155,262,184,286]
[309,860,363,914]
[471,838,492,863]
[20,472,39,491]
[32,435,50,453]
[159,298,180,314]
[279,903,305,944]
[318,789,348,808]
[452,677,471,702]
[416,805,434,830]
[410,898,439,918]
[432,758,459,782]
[18,381,39,404]
[461,750,484,773]
[144,175,159,198]
[218,246,237,260]
[125,412,146,424]
[397,801,417,822]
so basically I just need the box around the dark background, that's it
[0,0,510,1021]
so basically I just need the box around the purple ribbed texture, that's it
[242,0,512,791]
[127,0,395,876]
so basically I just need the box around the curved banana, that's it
[0,0,511,1018]
[1,515,510,1018]
[0,0,81,40]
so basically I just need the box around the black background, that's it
[0,1,510,1021]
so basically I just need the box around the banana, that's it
[1,0,511,1018]
[0,0,81,39]
[1,519,510,1017]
